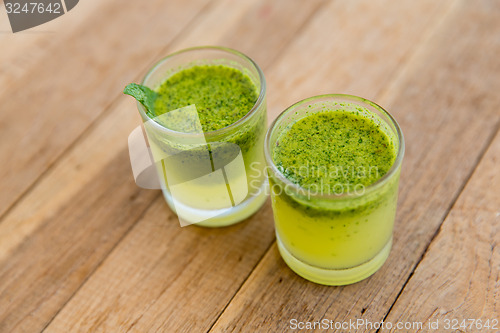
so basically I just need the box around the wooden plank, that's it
[45,198,276,333]
[383,127,499,331]
[265,0,456,119]
[209,0,500,332]
[0,98,143,263]
[0,1,116,88]
[0,0,328,332]
[0,0,212,218]
[0,149,159,333]
[41,0,455,332]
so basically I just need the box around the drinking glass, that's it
[264,94,404,285]
[137,47,267,227]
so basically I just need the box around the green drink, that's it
[264,95,404,285]
[132,47,267,227]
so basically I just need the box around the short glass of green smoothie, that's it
[136,46,267,227]
[264,94,404,285]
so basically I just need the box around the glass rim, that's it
[136,45,266,139]
[264,94,405,200]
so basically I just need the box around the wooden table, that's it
[1,0,499,332]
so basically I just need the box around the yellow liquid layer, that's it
[163,181,268,227]
[271,169,399,282]
[273,191,396,269]
[149,128,267,226]
[277,234,392,285]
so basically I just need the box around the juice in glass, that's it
[136,47,267,227]
[265,94,404,285]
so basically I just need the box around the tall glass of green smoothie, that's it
[135,47,267,227]
[264,94,404,285]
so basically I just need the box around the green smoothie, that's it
[128,62,267,226]
[266,96,403,285]
[273,110,396,193]
[153,65,258,132]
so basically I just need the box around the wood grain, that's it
[382,128,499,331]
[210,0,500,332]
[265,0,456,119]
[40,0,456,332]
[0,98,142,263]
[0,0,327,332]
[0,0,211,218]
[0,1,117,88]
[0,149,158,333]
[45,198,276,333]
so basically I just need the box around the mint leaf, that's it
[123,83,158,117]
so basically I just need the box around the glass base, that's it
[163,180,268,228]
[276,235,392,286]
